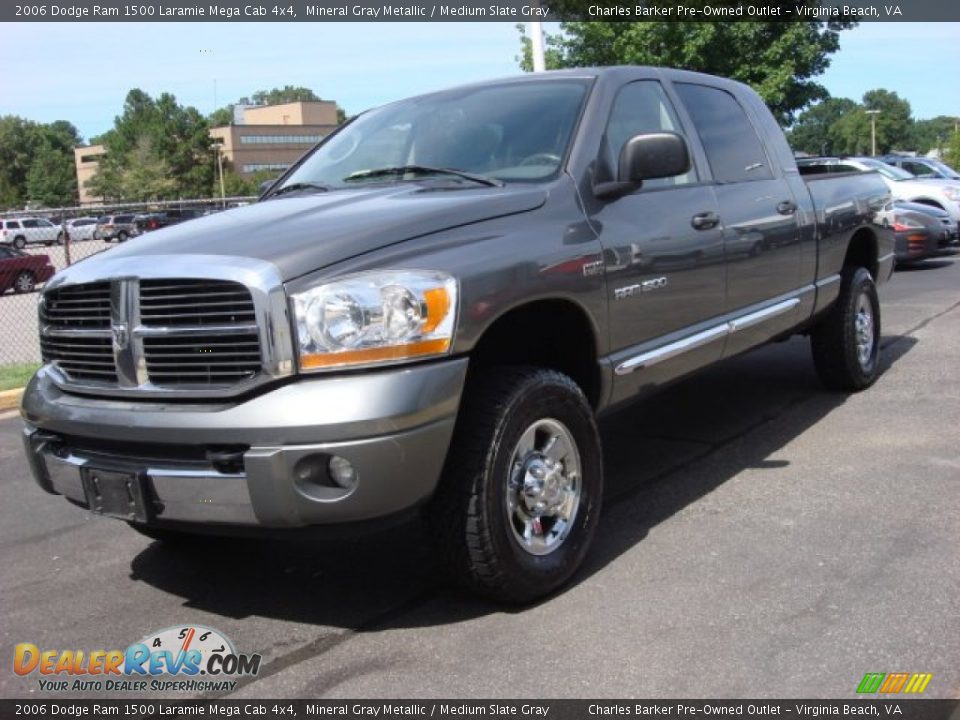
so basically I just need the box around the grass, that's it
[0,363,40,392]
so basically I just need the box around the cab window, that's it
[602,80,696,189]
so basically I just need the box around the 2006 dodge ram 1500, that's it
[22,67,893,603]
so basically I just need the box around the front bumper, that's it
[21,358,468,528]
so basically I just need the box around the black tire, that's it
[811,266,881,391]
[56,232,65,245]
[13,235,26,250]
[13,271,35,294]
[425,367,603,604]
[117,231,128,242]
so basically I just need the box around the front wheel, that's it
[117,231,128,242]
[810,266,881,391]
[426,367,603,604]
[13,235,26,249]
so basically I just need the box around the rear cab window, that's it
[674,83,773,183]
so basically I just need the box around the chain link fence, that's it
[0,197,256,378]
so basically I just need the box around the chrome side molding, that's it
[615,297,801,375]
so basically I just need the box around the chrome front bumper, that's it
[21,359,468,527]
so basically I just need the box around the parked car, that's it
[0,246,55,294]
[22,67,894,603]
[0,217,60,248]
[59,217,100,243]
[136,208,203,233]
[876,200,955,263]
[797,157,960,232]
[134,209,203,233]
[96,214,139,242]
[881,156,960,181]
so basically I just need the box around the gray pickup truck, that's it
[22,67,893,603]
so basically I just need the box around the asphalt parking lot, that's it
[1,255,958,700]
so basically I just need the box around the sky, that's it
[0,21,957,142]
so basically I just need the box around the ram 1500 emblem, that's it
[614,277,668,299]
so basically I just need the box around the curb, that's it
[0,388,23,412]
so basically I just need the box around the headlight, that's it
[292,270,458,371]
[941,186,960,201]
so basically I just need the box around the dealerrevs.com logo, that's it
[14,625,261,693]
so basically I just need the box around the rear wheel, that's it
[13,235,26,249]
[811,266,881,391]
[56,232,65,245]
[13,271,35,294]
[426,367,602,604]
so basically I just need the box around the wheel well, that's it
[469,300,601,408]
[843,228,878,279]
[910,198,944,210]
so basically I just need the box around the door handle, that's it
[777,200,798,215]
[691,211,720,230]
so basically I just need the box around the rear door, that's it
[673,82,803,352]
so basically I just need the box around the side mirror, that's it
[258,178,278,198]
[620,132,690,183]
[595,132,691,200]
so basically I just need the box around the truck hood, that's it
[96,184,548,280]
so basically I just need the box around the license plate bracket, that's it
[81,468,151,523]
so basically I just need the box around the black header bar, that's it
[4,0,960,22]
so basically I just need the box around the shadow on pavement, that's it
[128,334,918,629]
[895,258,954,272]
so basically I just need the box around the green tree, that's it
[0,116,81,209]
[121,137,177,201]
[248,86,322,105]
[788,96,858,155]
[909,116,957,154]
[219,170,254,196]
[209,106,234,127]
[26,142,78,206]
[943,131,960,169]
[517,18,855,124]
[91,89,214,201]
[826,89,913,156]
[861,89,912,153]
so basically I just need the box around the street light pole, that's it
[211,142,225,207]
[529,21,545,72]
[865,110,880,156]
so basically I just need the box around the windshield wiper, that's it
[266,181,334,198]
[343,165,504,188]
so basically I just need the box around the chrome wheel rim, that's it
[505,418,582,556]
[854,292,875,369]
[15,275,32,292]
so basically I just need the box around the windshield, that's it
[275,80,590,191]
[860,159,913,181]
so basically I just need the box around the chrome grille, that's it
[40,282,117,381]
[140,279,256,326]
[143,334,262,384]
[40,277,265,392]
[40,282,111,329]
[139,279,260,385]
[40,335,115,382]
